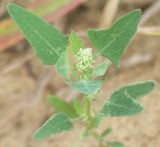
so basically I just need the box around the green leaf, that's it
[69,31,84,54]
[48,96,77,118]
[56,51,70,78]
[101,92,143,117]
[112,80,155,100]
[101,81,155,117]
[7,3,68,64]
[94,61,108,76]
[33,112,73,140]
[101,128,112,138]
[107,141,125,147]
[88,9,141,67]
[73,98,83,116]
[67,80,102,95]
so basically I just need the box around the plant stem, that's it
[84,96,106,147]
[84,96,94,130]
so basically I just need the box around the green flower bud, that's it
[75,48,95,79]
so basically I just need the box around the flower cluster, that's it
[75,48,95,74]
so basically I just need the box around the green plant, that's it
[7,3,156,147]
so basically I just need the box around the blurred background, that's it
[0,0,160,147]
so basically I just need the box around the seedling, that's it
[7,3,156,147]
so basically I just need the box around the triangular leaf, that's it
[101,81,155,117]
[56,51,70,78]
[88,9,141,67]
[67,80,102,95]
[48,96,77,118]
[7,3,68,64]
[94,61,108,76]
[69,31,84,54]
[33,112,73,140]
[101,93,143,117]
[112,80,155,100]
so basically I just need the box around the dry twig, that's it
[0,0,14,18]
[99,0,120,28]
[122,53,154,68]
[140,0,160,25]
[29,67,53,105]
[138,26,160,35]
[0,52,34,75]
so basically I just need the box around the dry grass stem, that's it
[140,0,160,25]
[99,0,120,28]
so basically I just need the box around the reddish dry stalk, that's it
[0,0,86,52]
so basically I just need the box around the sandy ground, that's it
[0,0,160,147]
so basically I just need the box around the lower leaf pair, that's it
[33,80,155,142]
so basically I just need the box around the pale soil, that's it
[0,0,160,147]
